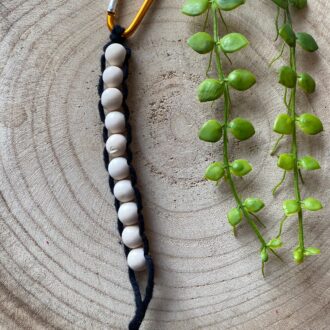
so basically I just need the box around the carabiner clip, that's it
[107,0,154,38]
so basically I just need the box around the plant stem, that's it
[271,134,284,155]
[272,170,286,195]
[250,212,267,229]
[212,7,266,247]
[286,8,305,252]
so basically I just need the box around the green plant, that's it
[269,0,323,263]
[182,0,280,274]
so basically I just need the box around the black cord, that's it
[97,25,154,330]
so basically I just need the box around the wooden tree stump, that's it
[0,0,329,329]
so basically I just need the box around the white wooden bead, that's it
[105,111,125,133]
[108,157,129,180]
[103,66,124,88]
[122,226,142,249]
[106,134,126,157]
[101,88,123,111]
[105,43,126,66]
[118,202,138,225]
[113,180,135,202]
[127,247,146,272]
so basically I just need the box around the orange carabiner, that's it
[107,0,154,38]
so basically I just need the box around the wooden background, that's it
[0,0,329,329]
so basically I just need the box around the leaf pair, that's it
[277,154,320,171]
[188,32,248,54]
[283,197,323,216]
[278,66,316,93]
[204,159,252,181]
[273,113,323,135]
[279,23,318,52]
[197,70,256,102]
[228,197,265,228]
[271,0,308,11]
[182,0,245,16]
[199,117,255,143]
[293,246,320,264]
[260,237,283,263]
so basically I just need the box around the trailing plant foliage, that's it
[182,0,280,274]
[269,0,323,263]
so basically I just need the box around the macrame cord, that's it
[97,25,155,330]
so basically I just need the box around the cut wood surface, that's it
[0,0,329,329]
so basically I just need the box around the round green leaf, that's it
[199,119,223,142]
[278,66,297,88]
[227,69,256,91]
[216,0,245,10]
[298,155,320,171]
[279,23,296,47]
[289,0,307,9]
[283,199,300,216]
[271,0,288,9]
[304,247,321,256]
[187,32,214,54]
[230,159,252,177]
[205,162,225,181]
[228,117,255,141]
[298,72,316,93]
[267,238,283,249]
[293,247,304,264]
[297,113,323,135]
[302,197,323,211]
[243,198,265,213]
[197,79,224,102]
[278,153,294,171]
[273,113,293,135]
[181,0,209,16]
[260,247,269,263]
[296,32,318,52]
[219,33,249,53]
[227,207,243,226]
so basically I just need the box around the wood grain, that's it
[0,0,329,329]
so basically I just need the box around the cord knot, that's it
[110,25,126,44]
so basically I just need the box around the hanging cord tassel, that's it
[97,25,154,330]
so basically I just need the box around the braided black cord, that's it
[97,25,154,330]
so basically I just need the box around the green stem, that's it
[277,215,288,238]
[203,8,210,31]
[250,212,266,229]
[212,7,266,247]
[272,170,287,196]
[286,7,305,252]
[298,169,305,184]
[274,5,280,41]
[271,134,284,156]
[269,248,284,262]
[206,49,213,76]
[284,88,291,112]
[269,41,285,67]
[218,8,228,32]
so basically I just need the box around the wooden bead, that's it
[118,202,138,225]
[127,247,146,272]
[108,157,129,180]
[113,180,135,202]
[105,43,126,66]
[122,226,142,249]
[103,66,124,88]
[105,111,126,133]
[101,88,123,111]
[106,134,126,157]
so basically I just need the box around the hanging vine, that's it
[182,0,281,274]
[269,0,323,263]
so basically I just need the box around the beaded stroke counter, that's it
[0,1,329,329]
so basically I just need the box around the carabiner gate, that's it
[107,0,154,38]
